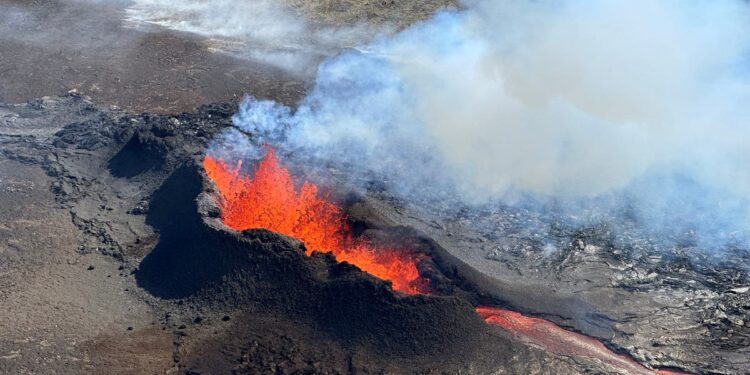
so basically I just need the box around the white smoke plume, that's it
[124,0,387,75]
[217,0,750,249]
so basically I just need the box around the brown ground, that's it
[0,97,165,374]
[0,0,455,114]
[0,0,305,113]
[289,0,458,27]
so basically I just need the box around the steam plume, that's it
[216,0,750,250]
[124,0,387,75]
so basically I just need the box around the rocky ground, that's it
[362,191,750,374]
[0,0,304,113]
[1,1,748,374]
[0,0,455,114]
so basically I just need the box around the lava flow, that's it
[203,148,424,294]
[203,149,690,374]
[477,307,691,375]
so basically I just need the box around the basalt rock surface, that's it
[363,190,750,374]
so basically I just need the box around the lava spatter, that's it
[204,149,692,374]
[203,148,424,294]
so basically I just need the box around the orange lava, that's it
[476,307,692,375]
[203,148,690,373]
[203,148,423,294]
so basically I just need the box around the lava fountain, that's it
[203,148,424,294]
[203,148,690,374]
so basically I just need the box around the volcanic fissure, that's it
[204,148,426,295]
[203,148,691,375]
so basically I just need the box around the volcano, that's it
[1,90,747,374]
[1,1,749,374]
[203,149,425,294]
[200,144,696,375]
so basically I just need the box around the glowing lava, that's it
[203,149,423,294]
[477,307,691,375]
[203,149,689,374]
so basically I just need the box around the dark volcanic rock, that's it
[364,190,750,374]
[136,161,486,358]
[108,132,167,178]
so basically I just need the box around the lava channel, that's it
[203,148,425,294]
[477,306,691,375]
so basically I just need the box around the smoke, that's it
[215,0,750,250]
[124,0,387,75]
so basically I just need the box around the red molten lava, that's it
[203,149,423,294]
[203,149,689,374]
[476,307,691,375]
